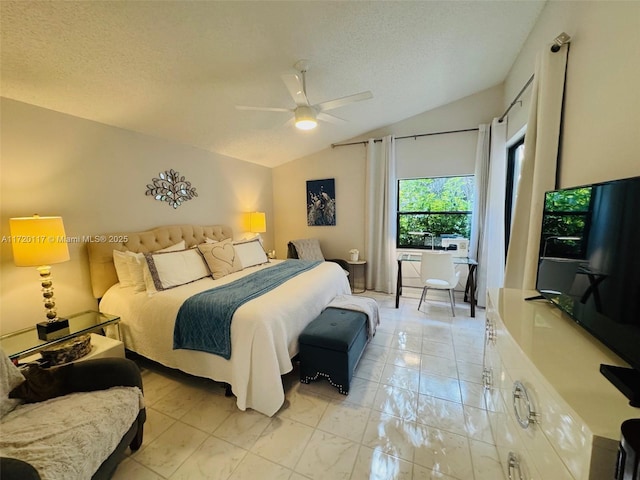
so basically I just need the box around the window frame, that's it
[505,136,525,255]
[396,175,474,250]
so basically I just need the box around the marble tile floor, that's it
[113,292,505,480]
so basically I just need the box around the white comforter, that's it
[100,260,350,416]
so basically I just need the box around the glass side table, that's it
[0,310,121,361]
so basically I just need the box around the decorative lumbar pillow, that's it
[1,348,25,417]
[233,238,269,269]
[197,238,242,279]
[144,247,210,291]
[9,363,74,404]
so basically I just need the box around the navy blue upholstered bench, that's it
[299,307,369,394]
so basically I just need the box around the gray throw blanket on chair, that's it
[291,239,325,261]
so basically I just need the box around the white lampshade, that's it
[250,212,266,233]
[10,215,70,267]
[294,106,317,130]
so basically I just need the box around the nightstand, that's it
[0,310,124,365]
[346,260,367,293]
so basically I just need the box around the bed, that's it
[87,224,351,416]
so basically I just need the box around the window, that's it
[505,137,525,253]
[397,176,474,249]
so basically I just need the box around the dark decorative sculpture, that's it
[145,169,197,209]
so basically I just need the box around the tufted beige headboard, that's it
[87,224,233,299]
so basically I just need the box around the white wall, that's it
[273,85,503,262]
[0,98,273,334]
[503,0,640,187]
[272,144,366,264]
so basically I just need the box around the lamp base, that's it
[36,318,70,341]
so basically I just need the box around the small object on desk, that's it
[349,249,359,262]
[36,318,70,341]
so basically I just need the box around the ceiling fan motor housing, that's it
[294,105,317,130]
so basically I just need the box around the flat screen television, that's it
[535,175,640,406]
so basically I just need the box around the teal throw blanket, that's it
[174,260,321,359]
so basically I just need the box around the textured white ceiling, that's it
[0,1,545,167]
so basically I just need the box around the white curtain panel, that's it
[504,47,569,290]
[479,118,507,304]
[365,135,397,293]
[470,124,490,263]
[471,120,507,307]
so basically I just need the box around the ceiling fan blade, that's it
[316,91,373,112]
[317,112,347,125]
[236,105,291,112]
[281,73,310,106]
[282,116,296,128]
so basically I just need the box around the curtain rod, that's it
[497,73,534,123]
[331,127,479,148]
[497,32,571,123]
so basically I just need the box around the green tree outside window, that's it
[397,176,474,249]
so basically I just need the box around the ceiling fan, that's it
[236,60,373,130]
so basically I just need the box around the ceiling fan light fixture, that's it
[294,106,317,130]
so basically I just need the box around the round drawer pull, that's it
[482,367,493,389]
[485,319,497,343]
[512,380,539,429]
[508,451,524,480]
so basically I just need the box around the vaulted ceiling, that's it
[0,1,545,167]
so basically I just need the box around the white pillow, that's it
[113,250,145,290]
[157,240,187,252]
[235,232,263,245]
[233,238,269,269]
[144,248,210,291]
[113,249,133,286]
[113,240,186,291]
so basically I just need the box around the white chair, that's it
[418,252,460,316]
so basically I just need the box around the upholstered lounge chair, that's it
[0,355,146,480]
[287,238,349,272]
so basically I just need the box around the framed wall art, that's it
[306,178,336,226]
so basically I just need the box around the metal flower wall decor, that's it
[145,169,198,209]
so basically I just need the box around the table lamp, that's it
[249,212,266,233]
[10,215,71,340]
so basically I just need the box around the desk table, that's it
[396,253,478,317]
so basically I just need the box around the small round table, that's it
[346,260,367,293]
